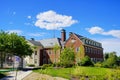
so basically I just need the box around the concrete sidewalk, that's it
[0,70,32,80]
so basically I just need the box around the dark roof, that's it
[28,40,42,46]
[71,32,102,47]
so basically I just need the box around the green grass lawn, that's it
[33,66,120,80]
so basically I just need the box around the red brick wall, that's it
[40,48,61,65]
[65,34,83,53]
[65,34,103,61]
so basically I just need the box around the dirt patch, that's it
[22,72,68,80]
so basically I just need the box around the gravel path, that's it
[23,72,68,80]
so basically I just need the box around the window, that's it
[88,47,90,53]
[34,59,37,63]
[85,39,88,44]
[35,51,37,55]
[90,48,92,53]
[76,47,79,52]
[85,47,88,52]
[49,50,51,54]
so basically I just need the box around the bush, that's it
[41,64,53,69]
[27,64,35,67]
[78,56,94,66]
[94,62,102,67]
[60,48,75,68]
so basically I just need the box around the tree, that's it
[117,56,120,61]
[79,56,94,66]
[53,43,60,64]
[0,31,33,68]
[60,48,75,67]
[102,52,117,68]
[7,33,33,68]
[104,53,109,60]
[0,30,9,68]
[7,33,33,56]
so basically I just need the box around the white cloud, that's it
[28,33,46,37]
[35,10,78,30]
[98,38,120,56]
[102,30,120,38]
[86,26,104,34]
[87,26,120,38]
[27,16,32,19]
[7,30,22,34]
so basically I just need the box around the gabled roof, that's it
[28,40,42,46]
[39,38,62,48]
[70,32,102,47]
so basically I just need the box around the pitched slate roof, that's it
[71,32,102,48]
[39,38,62,48]
[28,40,42,46]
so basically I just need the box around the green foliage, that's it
[60,48,75,67]
[41,64,53,69]
[94,62,102,67]
[34,67,73,79]
[8,33,33,57]
[0,30,33,68]
[104,53,109,60]
[78,56,93,66]
[0,30,9,68]
[34,66,120,80]
[27,64,35,67]
[102,52,117,68]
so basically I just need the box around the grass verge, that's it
[33,66,120,80]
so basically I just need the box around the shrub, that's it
[41,64,53,69]
[78,56,94,66]
[60,48,75,68]
[27,64,35,67]
[94,62,102,67]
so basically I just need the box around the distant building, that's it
[25,38,63,66]
[25,29,103,67]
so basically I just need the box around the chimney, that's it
[61,29,66,42]
[31,38,35,41]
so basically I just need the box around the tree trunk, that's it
[0,52,3,68]
[20,56,23,69]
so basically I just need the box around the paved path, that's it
[0,70,32,80]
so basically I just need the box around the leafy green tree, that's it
[79,56,94,66]
[7,33,33,56]
[104,53,109,60]
[102,52,117,68]
[0,31,33,68]
[60,48,75,67]
[117,56,120,60]
[7,33,33,68]
[0,30,9,68]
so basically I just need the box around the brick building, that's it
[25,29,103,66]
[65,32,103,62]
[26,38,63,66]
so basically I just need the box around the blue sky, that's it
[0,0,120,55]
